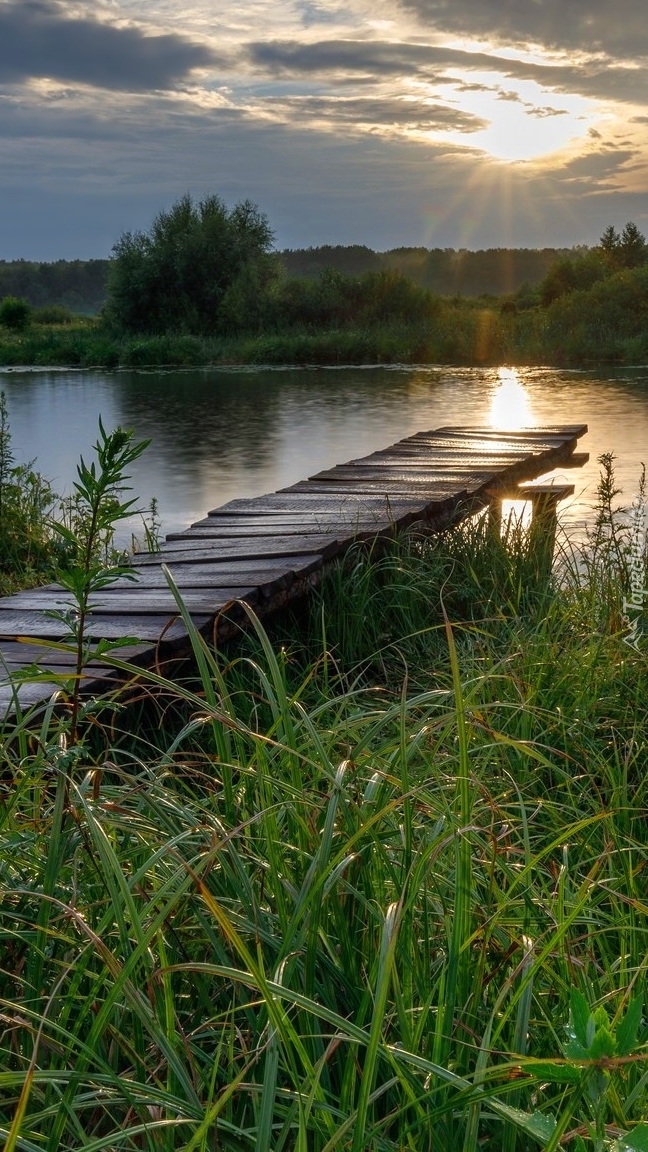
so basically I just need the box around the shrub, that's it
[0,295,32,331]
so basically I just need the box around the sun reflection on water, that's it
[489,369,536,525]
[489,368,535,431]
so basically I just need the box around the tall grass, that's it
[1,468,648,1149]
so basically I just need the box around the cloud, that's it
[496,89,524,104]
[249,37,488,77]
[395,0,648,60]
[528,106,568,119]
[248,36,648,106]
[1,86,647,262]
[256,94,487,134]
[0,0,220,91]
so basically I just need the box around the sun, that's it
[446,72,596,163]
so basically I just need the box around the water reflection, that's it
[489,368,536,430]
[2,363,648,544]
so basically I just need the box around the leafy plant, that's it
[0,295,32,331]
[49,418,150,744]
[0,391,64,592]
[523,990,648,1152]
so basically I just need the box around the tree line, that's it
[1,192,647,348]
[0,211,615,316]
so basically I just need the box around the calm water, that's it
[1,363,647,544]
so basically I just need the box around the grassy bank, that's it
[2,458,648,1149]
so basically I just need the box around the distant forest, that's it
[0,244,575,313]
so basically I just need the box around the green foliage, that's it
[2,466,648,1147]
[49,419,150,743]
[0,295,32,331]
[267,266,439,331]
[32,303,75,325]
[0,391,66,593]
[599,222,648,271]
[539,249,611,305]
[280,243,570,296]
[106,192,276,336]
[0,257,108,311]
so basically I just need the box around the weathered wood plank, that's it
[0,680,64,714]
[349,450,532,465]
[435,424,588,435]
[210,494,427,515]
[282,479,480,496]
[0,588,258,615]
[0,640,150,667]
[0,612,212,642]
[140,555,324,581]
[307,465,505,483]
[132,535,342,565]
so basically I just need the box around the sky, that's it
[1,0,648,258]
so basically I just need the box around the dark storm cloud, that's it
[396,0,648,59]
[0,0,220,91]
[249,38,648,105]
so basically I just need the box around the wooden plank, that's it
[211,494,426,515]
[0,640,150,667]
[131,535,342,566]
[435,424,588,435]
[282,479,480,496]
[30,556,325,589]
[349,449,532,464]
[0,588,259,615]
[307,465,507,483]
[0,680,62,714]
[181,522,378,537]
[0,612,212,642]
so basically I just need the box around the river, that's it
[1,363,647,545]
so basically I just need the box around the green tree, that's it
[539,250,609,306]
[599,224,621,255]
[598,222,647,270]
[0,295,32,331]
[106,193,276,336]
[619,220,647,268]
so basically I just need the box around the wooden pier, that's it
[0,424,588,717]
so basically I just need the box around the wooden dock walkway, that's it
[0,424,588,717]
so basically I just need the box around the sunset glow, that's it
[1,0,647,256]
[446,74,596,162]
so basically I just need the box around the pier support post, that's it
[486,482,575,583]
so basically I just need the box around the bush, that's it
[0,295,32,331]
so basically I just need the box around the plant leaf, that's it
[616,994,643,1056]
[523,1060,581,1084]
[619,1125,648,1152]
[570,989,591,1048]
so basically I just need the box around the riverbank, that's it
[2,276,648,370]
[2,474,648,1149]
